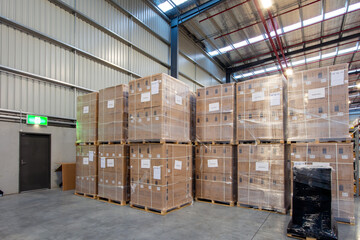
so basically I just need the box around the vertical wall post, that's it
[171,18,179,78]
[356,127,359,197]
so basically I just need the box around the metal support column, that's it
[356,127,359,197]
[226,71,231,83]
[171,18,179,78]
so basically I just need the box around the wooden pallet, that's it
[195,140,235,146]
[130,201,192,215]
[286,234,317,240]
[287,138,351,144]
[195,197,235,207]
[98,140,127,145]
[128,139,192,145]
[237,203,287,215]
[97,196,129,206]
[238,139,285,144]
[335,217,355,225]
[74,191,97,199]
[75,142,97,146]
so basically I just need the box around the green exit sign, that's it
[27,115,48,126]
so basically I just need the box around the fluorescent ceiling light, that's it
[270,29,283,37]
[248,35,265,44]
[233,41,248,48]
[325,7,346,19]
[306,55,320,62]
[234,75,243,79]
[242,72,253,77]
[338,46,357,55]
[303,15,323,26]
[321,51,337,59]
[172,0,188,5]
[219,46,233,53]
[254,69,265,74]
[349,2,360,11]
[291,59,305,66]
[349,69,360,74]
[266,66,278,72]
[260,0,272,9]
[209,50,218,56]
[283,22,302,33]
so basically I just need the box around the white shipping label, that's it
[209,102,220,112]
[294,162,306,166]
[321,78,327,83]
[337,112,344,116]
[312,162,330,167]
[270,92,281,106]
[151,81,159,95]
[141,159,150,168]
[107,159,114,167]
[141,92,151,102]
[295,155,301,159]
[153,166,161,180]
[331,70,345,86]
[252,91,265,102]
[342,155,348,160]
[174,160,182,170]
[342,192,349,197]
[256,162,269,171]
[101,157,106,168]
[292,83,297,88]
[308,88,325,100]
[175,95,182,105]
[305,81,311,85]
[208,159,218,168]
[107,100,114,108]
[83,157,89,165]
[309,155,315,159]
[89,151,94,162]
[83,106,89,114]
[325,155,331,159]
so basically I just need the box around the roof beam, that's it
[227,32,360,74]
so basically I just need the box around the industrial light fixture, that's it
[349,100,351,104]
[260,0,272,9]
[357,83,360,89]
[285,68,294,76]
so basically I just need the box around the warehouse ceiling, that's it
[152,0,360,107]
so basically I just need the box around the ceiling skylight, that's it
[158,0,189,12]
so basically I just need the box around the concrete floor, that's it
[0,189,359,240]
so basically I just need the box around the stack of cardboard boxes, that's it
[97,85,130,204]
[236,76,289,213]
[128,73,193,214]
[195,83,237,205]
[287,63,354,224]
[75,92,99,197]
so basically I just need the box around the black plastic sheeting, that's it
[287,166,338,240]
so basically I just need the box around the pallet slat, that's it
[237,203,287,215]
[130,201,192,215]
[75,192,97,199]
[97,196,129,206]
[195,197,235,207]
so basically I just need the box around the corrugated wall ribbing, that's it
[0,0,225,119]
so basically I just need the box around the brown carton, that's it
[76,92,98,143]
[75,145,98,195]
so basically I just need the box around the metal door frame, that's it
[19,132,51,192]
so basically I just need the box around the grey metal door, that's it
[19,133,51,192]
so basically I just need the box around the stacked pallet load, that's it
[75,92,99,199]
[236,76,289,213]
[195,83,237,206]
[128,73,193,215]
[287,63,354,224]
[97,85,130,205]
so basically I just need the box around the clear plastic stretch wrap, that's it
[287,166,338,240]
[287,63,349,140]
[237,75,285,141]
[190,92,197,143]
[76,92,99,143]
[76,145,98,195]
[290,143,354,224]
[130,144,193,211]
[196,83,235,143]
[128,73,191,142]
[98,85,128,143]
[195,145,236,203]
[237,144,289,213]
[98,145,130,203]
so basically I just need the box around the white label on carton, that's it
[174,160,182,170]
[321,78,327,83]
[291,153,295,156]
[275,117,279,121]
[321,114,327,118]
[151,81,159,94]
[148,154,152,158]
[208,159,218,168]
[101,157,106,168]
[83,157,89,165]
[119,154,122,157]
[141,92,151,102]
[147,117,150,121]
[337,112,344,116]
[131,90,134,94]
[308,87,325,100]
[140,185,144,188]
[309,155,315,159]
[256,162,269,171]
[325,155,331,159]
[252,91,265,102]
[331,70,344,86]
[132,154,136,157]
[153,166,161,180]
[140,154,143,158]
[342,155,348,159]
[107,159,114,167]
[240,91,244,94]
[251,89,255,93]
[155,117,159,121]
[138,118,142,123]
[157,187,160,191]
[312,162,330,167]
[305,81,311,85]
[342,192,349,197]
[141,159,150,168]
[294,162,306,166]
[147,86,150,90]
[83,106,89,114]
[209,102,220,112]
[175,95,182,105]
[239,120,244,124]
[270,92,281,106]
[295,155,301,159]
[157,154,161,158]
[292,116,297,120]
[89,151,94,162]
[107,100,114,108]
[306,115,312,119]
[292,83,297,88]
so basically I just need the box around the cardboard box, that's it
[128,73,191,142]
[195,145,236,202]
[76,92,98,143]
[290,143,354,223]
[130,144,193,211]
[98,144,130,202]
[98,85,128,142]
[237,144,289,212]
[75,145,98,195]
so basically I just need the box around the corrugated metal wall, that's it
[0,0,225,119]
